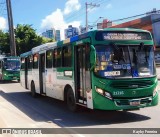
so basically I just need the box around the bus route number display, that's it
[6,58,20,61]
[103,33,142,40]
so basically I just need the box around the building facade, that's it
[42,28,61,41]
[55,30,61,41]
[64,25,79,39]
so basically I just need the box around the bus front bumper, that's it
[3,75,20,81]
[93,92,159,110]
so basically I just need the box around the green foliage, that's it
[0,24,55,56]
[0,30,10,54]
[15,24,42,55]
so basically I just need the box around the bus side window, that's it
[33,54,38,69]
[53,49,57,68]
[28,55,33,69]
[21,58,25,70]
[62,46,72,67]
[57,48,62,67]
[46,50,52,68]
[53,48,62,68]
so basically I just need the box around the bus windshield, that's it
[4,60,20,71]
[94,44,156,79]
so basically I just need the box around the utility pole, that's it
[6,0,16,56]
[85,2,100,32]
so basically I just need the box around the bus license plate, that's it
[129,100,140,106]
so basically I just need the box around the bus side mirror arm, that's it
[90,45,96,71]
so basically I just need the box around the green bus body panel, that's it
[92,91,158,110]
[2,71,20,80]
[91,72,158,110]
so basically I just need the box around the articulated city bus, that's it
[20,28,159,111]
[0,56,20,81]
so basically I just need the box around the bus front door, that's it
[39,53,46,94]
[75,44,91,105]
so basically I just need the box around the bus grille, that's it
[115,97,152,106]
[110,80,153,89]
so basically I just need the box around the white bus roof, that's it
[32,42,57,54]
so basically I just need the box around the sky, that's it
[0,0,160,40]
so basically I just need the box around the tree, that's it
[0,24,54,55]
[15,24,42,55]
[0,30,10,54]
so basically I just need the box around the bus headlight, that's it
[95,86,112,100]
[153,87,158,97]
[95,87,104,95]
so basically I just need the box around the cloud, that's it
[106,3,112,9]
[40,9,81,40]
[0,17,7,30]
[40,0,82,40]
[63,0,81,15]
[41,9,65,31]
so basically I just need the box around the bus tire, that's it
[31,82,37,98]
[67,88,77,112]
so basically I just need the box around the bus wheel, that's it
[67,88,77,112]
[31,82,37,98]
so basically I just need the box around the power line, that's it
[64,0,107,22]
[88,0,111,28]
[88,9,160,29]
[111,9,160,22]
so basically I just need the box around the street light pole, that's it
[85,2,100,32]
[85,2,88,32]
[6,0,16,56]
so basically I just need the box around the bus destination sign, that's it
[95,31,151,41]
[103,33,142,40]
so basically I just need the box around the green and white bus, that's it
[20,28,159,111]
[0,56,20,81]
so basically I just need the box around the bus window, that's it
[62,46,72,67]
[46,50,52,68]
[129,45,156,77]
[28,56,33,69]
[33,54,38,69]
[53,48,62,68]
[53,49,56,68]
[57,48,62,67]
[94,45,131,78]
[21,58,25,70]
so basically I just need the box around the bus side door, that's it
[74,43,91,106]
[39,53,46,94]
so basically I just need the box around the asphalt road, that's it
[0,81,160,137]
